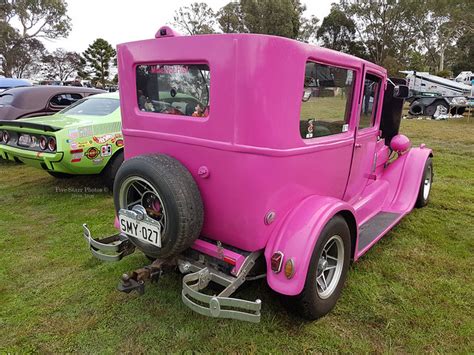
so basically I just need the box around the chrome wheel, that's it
[316,235,344,299]
[118,176,167,231]
[423,165,432,200]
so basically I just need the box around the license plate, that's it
[18,134,33,147]
[119,214,161,247]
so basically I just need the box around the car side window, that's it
[359,74,381,129]
[136,64,210,118]
[50,93,83,107]
[300,61,355,139]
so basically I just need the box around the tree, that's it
[81,39,116,88]
[340,0,420,66]
[217,2,246,33]
[41,49,83,81]
[450,33,474,75]
[172,2,215,35]
[0,0,71,77]
[317,6,355,52]
[298,15,319,43]
[417,0,474,72]
[239,0,304,39]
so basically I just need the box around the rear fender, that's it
[264,196,356,296]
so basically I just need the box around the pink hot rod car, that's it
[83,27,433,322]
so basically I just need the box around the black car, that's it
[0,86,104,121]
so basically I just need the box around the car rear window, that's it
[60,98,119,116]
[0,94,14,105]
[136,64,210,117]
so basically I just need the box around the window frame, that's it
[134,62,211,120]
[358,73,383,131]
[299,59,358,144]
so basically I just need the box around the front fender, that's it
[384,146,433,213]
[264,196,356,296]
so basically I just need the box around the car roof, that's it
[0,78,32,88]
[0,86,106,109]
[1,85,104,96]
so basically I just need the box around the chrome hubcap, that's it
[119,176,167,232]
[316,235,344,299]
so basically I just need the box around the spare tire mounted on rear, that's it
[113,154,204,259]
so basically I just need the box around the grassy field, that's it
[0,117,473,353]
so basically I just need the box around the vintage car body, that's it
[0,86,104,121]
[0,93,124,186]
[83,27,433,322]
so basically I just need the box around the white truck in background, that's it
[455,71,474,86]
[401,71,470,118]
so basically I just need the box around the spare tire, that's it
[409,101,424,116]
[113,154,204,259]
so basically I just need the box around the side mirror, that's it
[393,85,409,99]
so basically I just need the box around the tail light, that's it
[271,251,284,273]
[2,130,10,143]
[47,137,56,151]
[39,136,47,150]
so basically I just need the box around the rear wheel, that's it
[409,101,424,116]
[415,157,433,208]
[425,100,449,118]
[113,154,204,260]
[282,215,351,320]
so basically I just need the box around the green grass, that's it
[1,118,473,353]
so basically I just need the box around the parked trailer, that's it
[401,71,470,118]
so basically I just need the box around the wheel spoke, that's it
[127,198,142,208]
[317,275,326,291]
[324,265,337,271]
[130,182,145,196]
[321,273,328,289]
[325,239,336,253]
[326,254,338,261]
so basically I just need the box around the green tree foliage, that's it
[417,0,474,72]
[450,33,474,75]
[340,0,420,68]
[217,2,246,33]
[41,48,82,81]
[316,5,366,57]
[81,39,116,88]
[298,15,319,43]
[172,2,215,35]
[0,0,71,77]
[239,0,304,38]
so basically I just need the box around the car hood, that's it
[19,114,99,130]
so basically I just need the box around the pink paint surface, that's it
[117,30,432,296]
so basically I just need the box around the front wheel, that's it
[415,157,433,208]
[282,215,351,320]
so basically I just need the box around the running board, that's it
[357,212,401,253]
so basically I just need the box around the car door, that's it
[343,71,384,204]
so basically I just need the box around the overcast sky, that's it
[42,0,333,53]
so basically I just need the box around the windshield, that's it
[59,97,120,116]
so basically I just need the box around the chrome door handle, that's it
[355,143,362,148]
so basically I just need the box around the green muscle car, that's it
[0,92,123,188]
